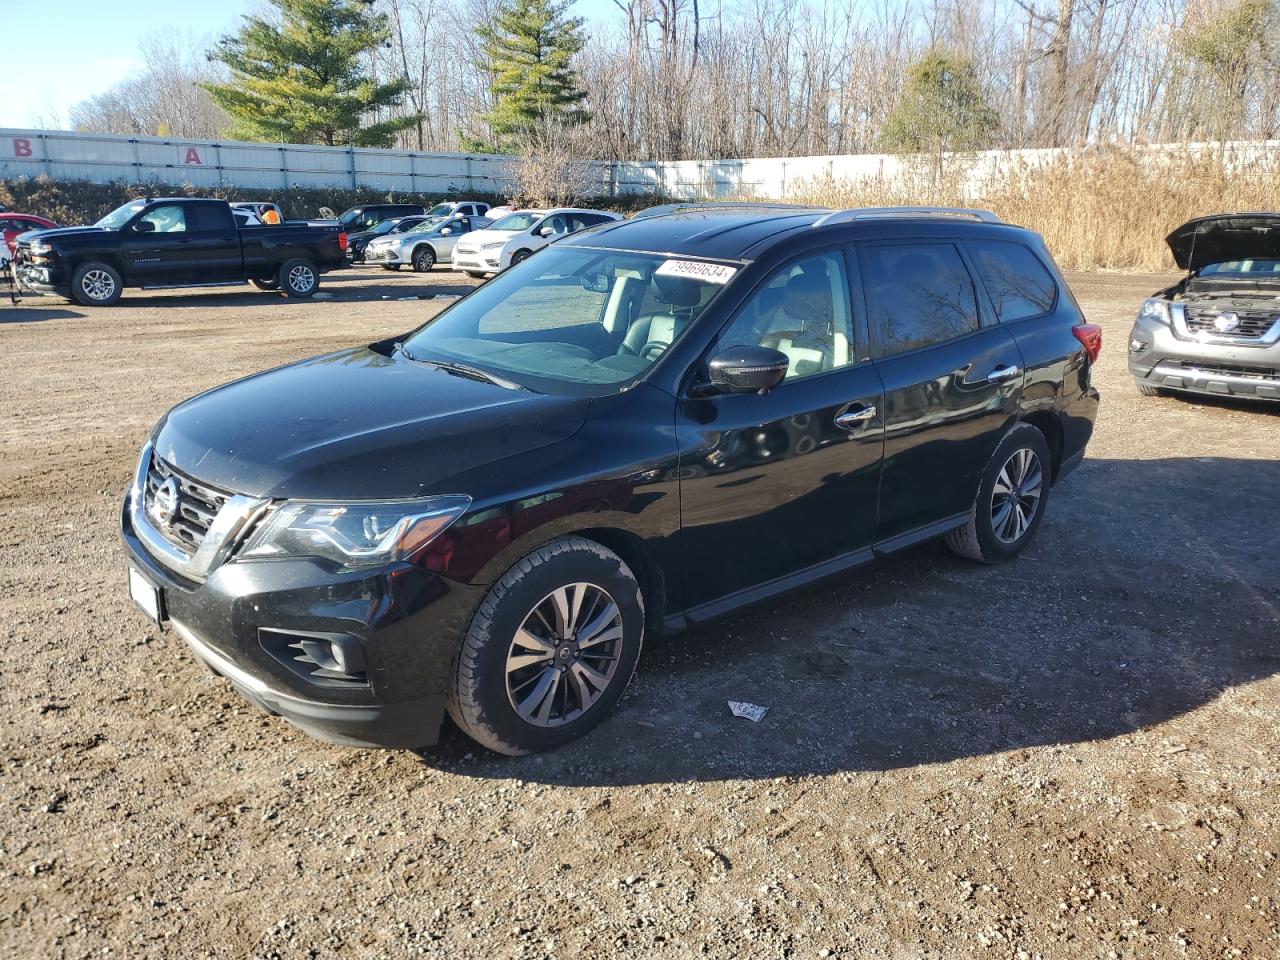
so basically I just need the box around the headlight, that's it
[482,241,506,250]
[1138,298,1171,325]
[238,496,470,566]
[28,240,51,255]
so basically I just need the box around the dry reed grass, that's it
[786,145,1280,272]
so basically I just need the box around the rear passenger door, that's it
[183,203,242,282]
[858,240,1024,546]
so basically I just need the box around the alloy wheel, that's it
[990,447,1043,544]
[288,265,315,293]
[504,582,624,727]
[81,269,116,301]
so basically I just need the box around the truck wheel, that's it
[448,537,644,756]
[70,262,123,306]
[946,423,1052,564]
[250,277,280,291]
[279,259,319,298]
[412,246,436,272]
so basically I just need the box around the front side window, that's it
[862,242,978,356]
[97,202,147,229]
[489,213,541,232]
[967,239,1057,321]
[716,251,855,381]
[401,247,729,395]
[138,205,187,234]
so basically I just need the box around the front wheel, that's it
[448,537,644,755]
[946,423,1051,563]
[382,264,402,272]
[70,261,123,306]
[412,246,436,272]
[1135,381,1163,397]
[508,249,532,267]
[465,271,488,279]
[279,258,319,298]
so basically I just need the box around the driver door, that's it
[675,249,885,616]
[434,217,470,262]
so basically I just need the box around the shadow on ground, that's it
[418,453,1280,784]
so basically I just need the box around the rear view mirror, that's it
[134,220,156,233]
[706,345,790,395]
[580,272,611,294]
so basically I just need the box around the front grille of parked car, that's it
[145,455,229,553]
[1171,360,1280,381]
[1183,305,1278,339]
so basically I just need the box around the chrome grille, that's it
[1183,305,1278,339]
[144,456,230,554]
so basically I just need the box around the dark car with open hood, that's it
[122,203,1100,755]
[1129,213,1280,402]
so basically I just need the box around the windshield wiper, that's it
[402,348,526,391]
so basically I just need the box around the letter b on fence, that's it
[13,138,32,158]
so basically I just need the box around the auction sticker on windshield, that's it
[655,259,738,284]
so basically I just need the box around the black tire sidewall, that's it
[278,258,318,297]
[509,250,531,266]
[412,246,435,272]
[456,543,644,754]
[973,424,1052,562]
[70,261,122,306]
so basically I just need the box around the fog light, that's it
[1129,338,1147,352]
[259,628,369,685]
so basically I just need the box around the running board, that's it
[139,281,254,290]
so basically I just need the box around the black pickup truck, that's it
[14,197,348,306]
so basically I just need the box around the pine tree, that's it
[204,0,420,147]
[880,50,999,155]
[474,0,589,150]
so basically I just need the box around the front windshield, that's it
[337,207,365,226]
[96,202,146,229]
[407,217,446,234]
[368,219,400,235]
[489,212,541,232]
[425,203,453,217]
[401,246,734,395]
[1201,259,1280,276]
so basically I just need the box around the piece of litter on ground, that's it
[728,701,768,722]
[312,291,336,299]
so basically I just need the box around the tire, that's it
[465,271,487,279]
[508,249,532,267]
[382,264,402,271]
[1135,381,1163,397]
[278,258,319,298]
[448,537,644,756]
[412,246,436,272]
[250,277,280,291]
[69,261,123,306]
[946,422,1052,564]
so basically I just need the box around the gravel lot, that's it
[2,267,1277,959]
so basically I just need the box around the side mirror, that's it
[706,345,790,395]
[538,226,555,238]
[440,227,453,235]
[134,220,156,233]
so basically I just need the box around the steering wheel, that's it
[638,341,669,361]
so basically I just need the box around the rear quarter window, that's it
[967,239,1058,321]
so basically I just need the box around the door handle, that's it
[835,405,877,429]
[986,364,1022,384]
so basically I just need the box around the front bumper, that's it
[451,248,500,273]
[14,260,65,292]
[366,245,410,265]
[121,493,485,749]
[1129,309,1280,401]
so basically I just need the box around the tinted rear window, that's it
[862,242,980,356]
[967,239,1057,321]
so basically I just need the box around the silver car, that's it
[364,215,489,272]
[1129,213,1280,402]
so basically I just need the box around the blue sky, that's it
[0,0,619,128]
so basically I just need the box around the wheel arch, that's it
[413,242,436,261]
[572,526,666,634]
[1018,410,1064,483]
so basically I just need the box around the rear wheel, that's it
[412,246,436,272]
[70,261,123,306]
[448,537,644,755]
[278,258,318,298]
[250,277,279,291]
[946,423,1051,564]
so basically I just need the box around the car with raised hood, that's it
[1130,213,1280,402]
[363,213,490,271]
[451,207,623,277]
[2,212,57,270]
[122,203,1100,756]
[334,203,427,232]
[15,198,348,305]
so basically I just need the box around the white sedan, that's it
[363,215,490,272]
[451,208,622,277]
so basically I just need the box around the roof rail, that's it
[633,201,828,220]
[812,206,1002,227]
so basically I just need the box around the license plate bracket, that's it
[128,566,166,625]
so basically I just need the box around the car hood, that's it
[152,345,590,500]
[18,225,108,244]
[456,228,518,248]
[1166,214,1280,271]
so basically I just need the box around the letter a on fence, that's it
[183,147,203,165]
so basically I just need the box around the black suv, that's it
[122,204,1100,755]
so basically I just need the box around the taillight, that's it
[338,231,348,251]
[1072,323,1102,363]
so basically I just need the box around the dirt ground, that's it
[1,267,1277,960]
